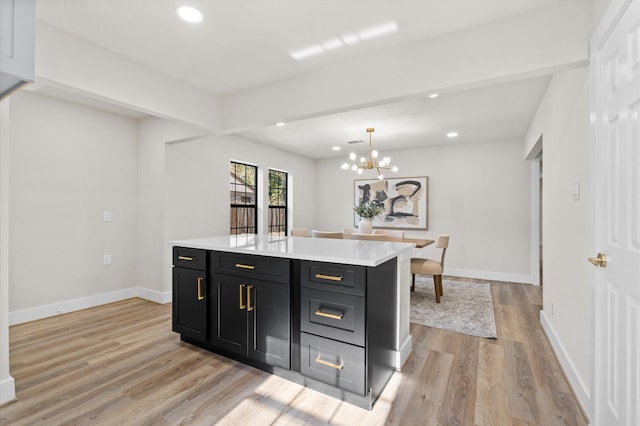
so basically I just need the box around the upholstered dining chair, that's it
[311,230,344,239]
[351,233,389,241]
[290,227,310,237]
[410,234,450,303]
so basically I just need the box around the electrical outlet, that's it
[103,211,112,222]
[103,254,112,266]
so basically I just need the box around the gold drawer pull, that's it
[315,356,344,370]
[315,310,344,320]
[235,263,256,270]
[247,285,254,312]
[315,274,343,282]
[178,256,194,261]
[197,277,204,301]
[239,284,246,309]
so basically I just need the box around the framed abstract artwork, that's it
[354,176,428,230]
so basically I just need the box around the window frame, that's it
[268,168,288,236]
[229,161,258,235]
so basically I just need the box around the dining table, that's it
[347,234,434,248]
[398,237,434,248]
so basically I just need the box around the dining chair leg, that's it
[434,275,442,303]
[437,275,444,296]
[411,274,415,292]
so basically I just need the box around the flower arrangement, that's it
[353,201,384,219]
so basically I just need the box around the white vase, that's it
[358,218,373,234]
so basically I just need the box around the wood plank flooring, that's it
[0,279,588,425]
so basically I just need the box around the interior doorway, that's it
[527,134,542,287]
[538,155,543,286]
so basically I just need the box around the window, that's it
[268,169,288,236]
[230,161,257,235]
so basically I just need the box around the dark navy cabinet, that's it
[172,247,208,342]
[172,245,397,409]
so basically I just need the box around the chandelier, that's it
[341,128,398,180]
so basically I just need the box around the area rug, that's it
[410,277,497,339]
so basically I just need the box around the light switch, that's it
[572,180,580,201]
[103,211,112,222]
[103,254,111,266]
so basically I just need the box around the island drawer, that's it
[173,247,207,270]
[301,287,365,346]
[301,261,365,296]
[210,252,290,284]
[300,333,365,396]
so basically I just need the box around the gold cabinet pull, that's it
[247,285,254,312]
[235,263,255,270]
[315,273,343,282]
[239,284,246,309]
[178,256,193,261]
[315,310,344,320]
[315,356,344,370]
[587,253,607,267]
[197,277,204,301]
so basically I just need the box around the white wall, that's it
[165,134,317,247]
[591,0,614,25]
[525,67,593,417]
[8,91,139,318]
[4,93,318,322]
[316,139,533,283]
[136,117,206,300]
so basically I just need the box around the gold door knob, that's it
[587,253,607,267]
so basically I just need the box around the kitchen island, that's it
[170,234,415,409]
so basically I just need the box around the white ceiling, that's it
[237,76,552,159]
[35,0,561,158]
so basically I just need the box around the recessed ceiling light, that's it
[447,132,459,138]
[332,146,341,151]
[177,6,203,23]
[291,21,397,61]
[290,44,324,60]
[276,122,285,127]
[428,93,439,98]
[357,21,399,41]
[342,34,359,45]
[322,39,344,51]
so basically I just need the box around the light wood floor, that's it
[1,279,587,425]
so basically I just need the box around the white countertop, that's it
[170,235,415,267]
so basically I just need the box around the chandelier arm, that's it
[344,127,397,175]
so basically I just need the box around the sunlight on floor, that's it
[214,371,406,425]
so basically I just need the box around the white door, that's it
[591,0,640,425]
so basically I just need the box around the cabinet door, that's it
[248,280,290,369]
[0,0,35,98]
[211,274,247,356]
[172,267,207,342]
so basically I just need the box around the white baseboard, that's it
[445,267,534,285]
[9,287,172,326]
[135,287,172,304]
[396,334,412,371]
[0,375,15,405]
[540,310,593,421]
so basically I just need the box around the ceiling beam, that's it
[34,22,221,134]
